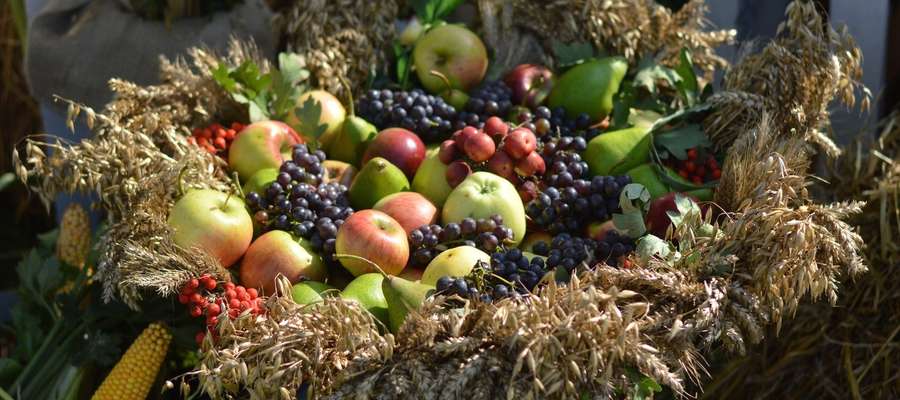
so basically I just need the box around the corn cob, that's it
[57,203,91,268]
[91,322,172,400]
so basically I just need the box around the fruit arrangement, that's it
[160,8,734,340]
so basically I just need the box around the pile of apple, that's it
[166,19,718,336]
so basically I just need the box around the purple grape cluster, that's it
[526,175,631,234]
[408,215,515,268]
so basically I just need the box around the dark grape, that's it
[527,174,630,234]
[406,215,514,268]
[356,89,457,143]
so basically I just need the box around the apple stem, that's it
[429,70,454,94]
[333,253,390,278]
[337,75,355,117]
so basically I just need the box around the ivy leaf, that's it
[612,210,646,239]
[293,96,328,145]
[278,52,309,85]
[674,48,698,106]
[552,40,595,67]
[654,124,709,160]
[634,58,681,95]
[666,193,701,230]
[619,183,651,213]
[636,234,672,262]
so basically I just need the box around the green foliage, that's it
[552,41,597,68]
[636,234,672,261]
[612,183,651,238]
[212,52,310,122]
[292,96,327,148]
[654,124,709,160]
[411,0,464,24]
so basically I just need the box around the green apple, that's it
[228,121,303,181]
[291,281,337,305]
[421,246,490,285]
[286,90,346,145]
[413,24,488,93]
[349,157,410,210]
[242,168,278,196]
[412,147,453,207]
[341,273,389,325]
[168,189,253,268]
[383,275,433,333]
[239,231,325,294]
[442,172,527,245]
[547,57,628,122]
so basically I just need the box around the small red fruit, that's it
[487,150,517,181]
[517,181,539,203]
[455,126,479,149]
[178,294,189,304]
[207,303,221,316]
[464,132,496,162]
[515,151,546,177]
[207,315,218,326]
[225,289,237,299]
[712,169,721,179]
[190,293,203,304]
[202,277,217,290]
[247,288,258,299]
[438,140,458,164]
[195,331,206,345]
[691,177,703,185]
[188,279,200,290]
[445,160,472,188]
[484,117,509,139]
[686,148,697,160]
[684,161,696,173]
[240,301,251,310]
[224,282,235,291]
[504,128,537,159]
[190,306,203,318]
[229,298,241,309]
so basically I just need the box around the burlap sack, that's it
[26,0,277,111]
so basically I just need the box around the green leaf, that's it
[636,235,671,262]
[666,193,701,230]
[293,96,328,144]
[612,83,637,129]
[278,52,309,85]
[212,64,237,93]
[674,48,698,106]
[634,58,681,95]
[394,43,412,90]
[619,183,651,213]
[612,210,646,239]
[654,124,710,160]
[434,0,464,20]
[552,40,595,67]
[248,102,268,123]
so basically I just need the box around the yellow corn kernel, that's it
[91,322,172,400]
[57,204,91,269]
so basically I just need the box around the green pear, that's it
[349,157,410,210]
[291,281,337,305]
[340,273,389,325]
[626,164,669,199]
[586,125,653,176]
[328,85,378,165]
[442,172,527,245]
[242,168,278,196]
[382,275,434,333]
[547,57,628,121]
[412,147,453,207]
[421,246,490,285]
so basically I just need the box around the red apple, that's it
[645,192,705,237]
[503,64,555,108]
[229,121,303,180]
[362,128,426,178]
[413,24,488,93]
[463,132,496,162]
[504,128,537,159]
[487,150,517,181]
[586,220,617,241]
[168,189,253,268]
[240,230,326,294]
[445,160,472,188]
[515,151,546,177]
[373,192,438,234]
[336,210,409,276]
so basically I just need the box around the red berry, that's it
[504,128,537,159]
[214,137,227,149]
[178,294,189,304]
[463,132,496,162]
[190,306,203,317]
[207,315,218,326]
[686,148,697,160]
[216,128,227,138]
[684,161,696,173]
[247,288,258,299]
[188,279,200,289]
[239,292,251,302]
[225,129,236,140]
[712,169,721,179]
[228,309,239,319]
[438,140,458,164]
[229,299,241,309]
[198,299,209,308]
[204,144,217,154]
[691,177,703,185]
[445,160,472,188]
[231,122,242,130]
[455,126,479,149]
[484,117,509,139]
[195,331,206,345]
[202,277,217,291]
[224,282,235,291]
[200,128,212,139]
[190,293,203,304]
[207,303,221,315]
[187,136,197,145]
[225,289,237,299]
[240,301,251,310]
[678,170,689,179]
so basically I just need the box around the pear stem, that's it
[333,253,390,278]
[337,75,355,117]
[429,70,454,94]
